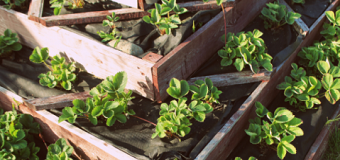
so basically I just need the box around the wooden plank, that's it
[196,0,340,159]
[279,0,309,36]
[0,86,137,160]
[153,0,275,101]
[142,52,163,64]
[196,81,269,160]
[178,0,235,12]
[138,0,144,10]
[188,69,271,87]
[27,0,44,22]
[0,7,155,100]
[39,8,149,27]
[304,105,340,160]
[24,92,91,111]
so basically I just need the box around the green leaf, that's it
[58,107,75,123]
[274,109,294,123]
[322,74,333,90]
[116,114,127,123]
[281,135,295,143]
[331,79,340,89]
[326,11,336,23]
[193,111,205,122]
[325,89,340,104]
[91,106,103,117]
[317,61,330,75]
[282,141,297,154]
[253,29,263,38]
[329,66,340,77]
[288,126,304,136]
[29,47,49,63]
[288,117,302,126]
[234,58,244,71]
[277,143,286,160]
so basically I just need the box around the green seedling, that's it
[0,29,22,57]
[97,12,122,48]
[0,105,41,160]
[29,47,77,90]
[166,78,190,99]
[235,157,257,160]
[46,138,73,160]
[189,78,222,104]
[1,0,25,9]
[153,98,213,139]
[320,10,340,40]
[218,29,273,74]
[58,71,136,127]
[143,0,188,35]
[245,102,303,160]
[292,0,304,4]
[260,1,301,29]
[50,0,84,15]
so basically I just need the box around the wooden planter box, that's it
[28,0,232,26]
[196,1,340,159]
[0,0,278,102]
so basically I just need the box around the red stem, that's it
[130,115,156,126]
[221,3,227,44]
[39,133,48,150]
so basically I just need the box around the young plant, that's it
[152,98,213,139]
[291,0,304,4]
[97,12,122,47]
[1,0,26,9]
[235,157,257,160]
[0,105,41,160]
[0,29,22,57]
[189,78,222,104]
[218,29,273,74]
[46,138,74,160]
[29,47,77,90]
[58,71,136,126]
[50,0,84,15]
[245,102,303,160]
[260,1,301,29]
[143,0,188,35]
[277,61,340,111]
[320,10,340,40]
[153,78,219,139]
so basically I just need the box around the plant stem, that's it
[39,132,48,150]
[130,115,156,126]
[43,62,53,71]
[221,3,227,44]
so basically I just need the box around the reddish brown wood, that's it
[138,0,144,10]
[188,69,272,87]
[39,8,149,27]
[152,0,274,101]
[24,92,91,111]
[142,52,163,64]
[27,0,44,22]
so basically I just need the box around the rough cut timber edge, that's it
[0,81,266,159]
[152,0,276,102]
[0,6,156,100]
[29,0,235,26]
[27,0,44,22]
[0,86,137,160]
[195,1,340,159]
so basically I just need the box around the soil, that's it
[286,0,333,27]
[227,91,338,160]
[0,0,31,14]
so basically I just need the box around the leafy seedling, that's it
[320,10,340,40]
[46,138,74,160]
[218,29,273,73]
[189,78,222,104]
[50,0,84,15]
[0,29,22,57]
[97,12,122,48]
[245,102,303,159]
[143,0,188,35]
[260,1,301,29]
[1,0,25,9]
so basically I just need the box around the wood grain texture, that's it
[0,87,137,160]
[0,7,155,100]
[40,8,149,27]
[279,0,309,36]
[188,69,271,87]
[24,92,91,111]
[153,0,275,101]
[138,0,144,10]
[27,0,44,22]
